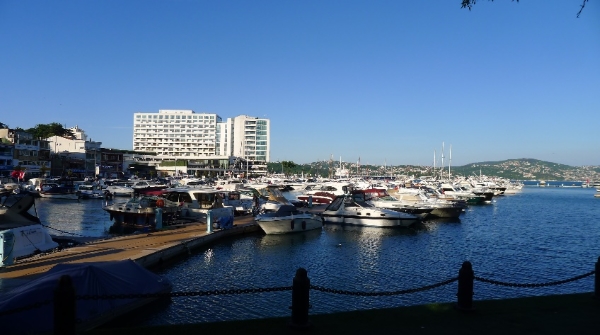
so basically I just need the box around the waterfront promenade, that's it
[0,215,259,280]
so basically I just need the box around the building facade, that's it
[133,110,220,158]
[226,114,270,162]
[47,126,102,178]
[132,110,270,177]
[0,129,51,178]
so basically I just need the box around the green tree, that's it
[25,123,75,139]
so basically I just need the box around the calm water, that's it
[23,187,600,325]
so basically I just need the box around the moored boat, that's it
[296,181,353,205]
[103,196,180,233]
[104,181,135,197]
[76,184,104,199]
[255,204,323,234]
[39,179,79,200]
[161,188,237,226]
[0,192,59,264]
[352,188,432,220]
[321,194,419,228]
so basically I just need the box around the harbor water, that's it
[19,186,600,326]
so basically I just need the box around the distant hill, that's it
[270,158,600,181]
[448,158,600,181]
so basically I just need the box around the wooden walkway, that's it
[0,215,259,280]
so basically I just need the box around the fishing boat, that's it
[0,192,59,264]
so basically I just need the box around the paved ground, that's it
[0,215,258,280]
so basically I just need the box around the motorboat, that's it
[296,181,353,205]
[131,180,169,196]
[75,184,104,199]
[391,187,465,219]
[321,193,419,228]
[352,188,433,220]
[104,181,135,197]
[0,260,172,334]
[103,196,181,233]
[255,204,323,235]
[161,188,236,228]
[437,183,486,205]
[38,179,79,200]
[0,192,59,264]
[253,184,295,213]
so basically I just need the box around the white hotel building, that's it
[132,110,270,177]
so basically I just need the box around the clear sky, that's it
[1,1,599,167]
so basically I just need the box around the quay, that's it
[0,215,259,280]
[0,204,328,280]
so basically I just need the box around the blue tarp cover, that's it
[0,259,172,335]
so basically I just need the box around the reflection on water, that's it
[35,198,113,238]
[258,228,323,248]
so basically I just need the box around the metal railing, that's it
[1,258,598,334]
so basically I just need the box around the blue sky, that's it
[1,1,599,167]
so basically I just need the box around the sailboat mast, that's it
[448,145,452,180]
[441,142,445,180]
[433,150,436,179]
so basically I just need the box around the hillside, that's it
[269,158,600,181]
[448,158,600,181]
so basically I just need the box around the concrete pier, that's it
[0,215,259,280]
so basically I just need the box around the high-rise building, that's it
[133,109,270,162]
[224,115,270,162]
[133,110,221,158]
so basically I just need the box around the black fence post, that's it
[456,261,475,311]
[595,256,600,299]
[54,274,76,335]
[289,267,311,329]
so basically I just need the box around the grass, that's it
[87,292,600,335]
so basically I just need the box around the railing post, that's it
[289,267,311,329]
[456,261,474,311]
[155,207,163,229]
[54,275,76,335]
[207,210,212,233]
[595,256,600,299]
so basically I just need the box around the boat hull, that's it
[39,192,79,200]
[256,215,323,234]
[103,197,180,233]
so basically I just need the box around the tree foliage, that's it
[25,123,75,139]
[461,0,589,18]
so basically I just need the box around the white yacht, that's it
[321,193,419,228]
[255,205,323,234]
